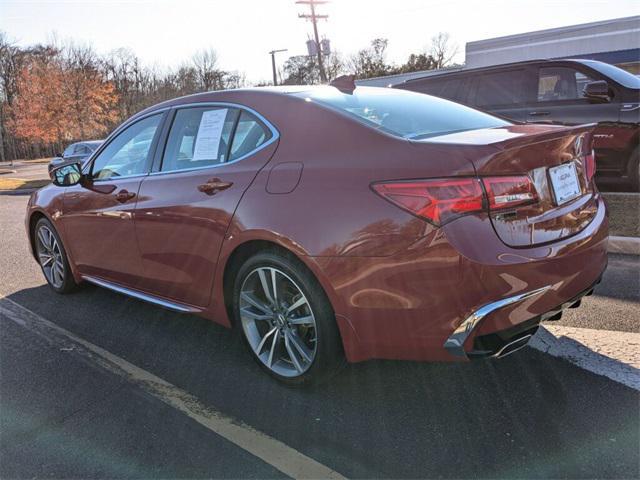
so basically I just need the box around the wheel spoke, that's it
[284,333,303,373]
[44,228,53,250]
[255,327,277,355]
[38,253,53,266]
[272,268,280,304]
[258,269,275,305]
[240,307,272,321]
[241,292,271,314]
[37,228,48,249]
[288,315,314,326]
[286,296,308,315]
[286,330,312,363]
[267,331,279,367]
[52,263,63,285]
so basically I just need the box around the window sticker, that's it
[192,109,228,161]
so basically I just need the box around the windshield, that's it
[293,86,510,139]
[580,60,640,90]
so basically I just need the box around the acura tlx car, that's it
[27,81,608,384]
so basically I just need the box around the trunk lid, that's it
[421,124,599,247]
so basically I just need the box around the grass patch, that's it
[0,178,50,191]
[603,193,639,238]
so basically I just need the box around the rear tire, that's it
[232,250,344,385]
[34,218,78,294]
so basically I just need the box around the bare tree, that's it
[428,32,458,69]
[349,38,391,79]
[191,48,225,91]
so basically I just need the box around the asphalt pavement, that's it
[1,193,639,479]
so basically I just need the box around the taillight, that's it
[371,178,484,225]
[584,149,596,183]
[372,175,540,226]
[482,176,538,211]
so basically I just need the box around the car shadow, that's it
[4,284,639,479]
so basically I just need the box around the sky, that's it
[1,0,639,83]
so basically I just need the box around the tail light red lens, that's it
[373,175,539,226]
[584,150,596,183]
[371,178,484,225]
[482,176,538,211]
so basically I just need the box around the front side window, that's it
[295,86,510,140]
[161,107,239,172]
[537,67,596,102]
[91,114,162,180]
[472,70,526,107]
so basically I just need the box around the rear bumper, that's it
[314,193,608,363]
[452,274,603,359]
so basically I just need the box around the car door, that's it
[464,68,531,121]
[133,105,279,307]
[61,112,165,287]
[526,65,623,173]
[526,65,621,125]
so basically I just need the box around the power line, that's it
[296,0,328,83]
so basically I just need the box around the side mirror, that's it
[50,162,83,187]
[55,152,63,158]
[583,80,610,102]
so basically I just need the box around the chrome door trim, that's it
[81,275,201,313]
[443,285,551,358]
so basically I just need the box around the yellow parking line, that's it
[0,296,347,480]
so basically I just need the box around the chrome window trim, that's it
[81,275,201,313]
[151,101,280,177]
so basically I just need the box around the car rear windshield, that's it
[293,86,510,139]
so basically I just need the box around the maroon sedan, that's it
[27,85,608,384]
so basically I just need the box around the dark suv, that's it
[396,59,640,190]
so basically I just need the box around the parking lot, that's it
[1,193,638,479]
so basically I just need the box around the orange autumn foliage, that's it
[8,58,119,144]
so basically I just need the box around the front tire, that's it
[34,218,78,294]
[232,250,344,385]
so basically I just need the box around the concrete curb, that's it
[608,236,640,255]
[0,188,39,195]
[530,326,640,391]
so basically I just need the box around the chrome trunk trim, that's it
[444,285,551,358]
[81,275,200,313]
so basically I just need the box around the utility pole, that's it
[268,49,288,86]
[296,0,328,83]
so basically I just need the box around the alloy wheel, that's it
[36,225,65,289]
[239,267,317,377]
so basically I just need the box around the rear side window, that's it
[409,77,464,102]
[471,70,526,107]
[229,111,272,161]
[295,86,509,140]
[538,67,597,102]
[161,107,240,172]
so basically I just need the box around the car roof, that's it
[402,58,602,84]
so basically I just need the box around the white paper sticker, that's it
[192,109,228,161]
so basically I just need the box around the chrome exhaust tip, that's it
[495,334,533,358]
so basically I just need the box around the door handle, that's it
[528,111,550,117]
[115,189,136,203]
[197,178,233,195]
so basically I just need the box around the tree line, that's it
[0,32,456,161]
